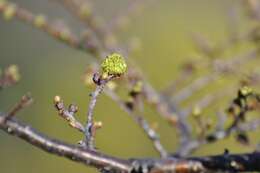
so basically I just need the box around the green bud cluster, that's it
[101,53,127,76]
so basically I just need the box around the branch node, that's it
[53,95,85,133]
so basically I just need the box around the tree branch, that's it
[1,114,260,173]
[0,115,131,173]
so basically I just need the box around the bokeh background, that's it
[0,0,259,172]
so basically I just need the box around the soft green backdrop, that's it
[0,0,258,173]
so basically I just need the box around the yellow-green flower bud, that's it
[83,73,94,87]
[101,53,127,76]
[59,30,70,41]
[239,86,253,97]
[93,121,103,129]
[34,15,46,28]
[132,81,143,93]
[79,4,92,18]
[6,64,20,82]
[3,3,16,21]
[107,81,117,90]
[54,95,61,103]
[192,106,201,117]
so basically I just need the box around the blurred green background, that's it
[0,0,259,172]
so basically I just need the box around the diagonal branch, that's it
[0,1,102,56]
[1,113,260,173]
[105,88,168,158]
[0,115,131,173]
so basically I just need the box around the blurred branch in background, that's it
[1,0,260,172]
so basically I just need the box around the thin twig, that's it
[0,1,101,56]
[85,84,104,149]
[105,88,168,158]
[172,48,259,104]
[54,96,85,133]
[85,74,115,149]
[7,93,33,118]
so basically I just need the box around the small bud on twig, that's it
[93,121,103,130]
[53,96,84,133]
[192,106,202,118]
[6,64,20,81]
[54,95,61,103]
[68,104,78,114]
